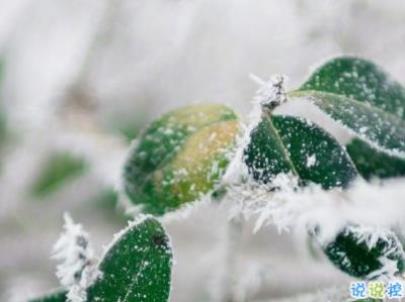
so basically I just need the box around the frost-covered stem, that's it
[53,213,100,302]
[220,217,244,302]
[250,74,287,113]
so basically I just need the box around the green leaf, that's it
[123,104,239,215]
[323,226,405,279]
[28,290,66,302]
[347,138,405,180]
[292,56,405,156]
[245,114,357,189]
[31,152,87,198]
[86,217,172,302]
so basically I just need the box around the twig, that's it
[220,217,244,302]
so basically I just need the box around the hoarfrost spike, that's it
[52,213,100,302]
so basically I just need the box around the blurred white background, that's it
[1,1,405,301]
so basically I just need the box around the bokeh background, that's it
[1,1,405,301]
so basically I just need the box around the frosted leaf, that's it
[294,56,405,157]
[244,114,357,189]
[320,225,405,279]
[291,90,405,157]
[346,138,405,180]
[300,57,405,121]
[86,217,172,302]
[122,104,239,215]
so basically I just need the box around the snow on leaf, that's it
[123,103,239,215]
[321,225,405,280]
[346,138,405,180]
[293,56,405,157]
[86,217,172,302]
[306,154,316,168]
[244,113,357,190]
[290,90,405,157]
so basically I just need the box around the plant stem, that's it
[221,217,244,302]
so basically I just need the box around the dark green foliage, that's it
[291,90,405,156]
[86,217,172,302]
[245,114,357,189]
[272,116,357,189]
[31,152,87,197]
[301,57,405,119]
[244,115,294,184]
[293,56,405,156]
[323,226,405,279]
[347,138,405,180]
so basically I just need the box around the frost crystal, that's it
[228,175,405,243]
[52,213,100,302]
[306,154,316,168]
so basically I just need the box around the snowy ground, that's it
[1,1,405,301]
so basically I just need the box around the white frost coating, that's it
[226,176,405,280]
[227,176,405,244]
[306,154,316,168]
[293,94,405,159]
[161,193,215,223]
[52,213,100,302]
